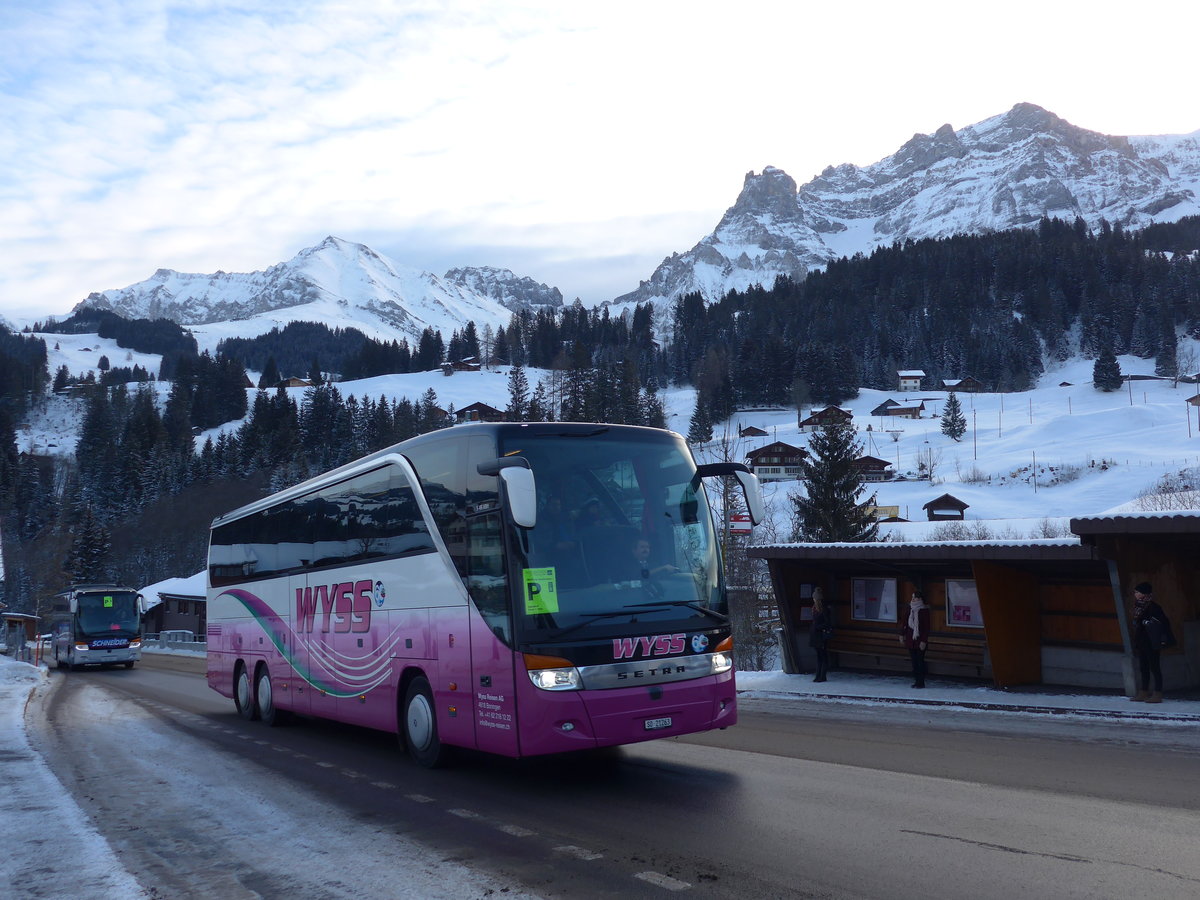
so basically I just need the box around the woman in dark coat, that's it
[900,590,931,688]
[809,587,833,683]
[1130,582,1168,703]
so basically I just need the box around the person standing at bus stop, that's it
[809,587,833,683]
[900,590,931,688]
[1130,582,1170,703]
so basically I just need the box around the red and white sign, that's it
[729,514,753,534]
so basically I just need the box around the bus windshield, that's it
[500,429,723,643]
[76,591,141,638]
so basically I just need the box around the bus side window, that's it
[406,440,470,580]
[466,512,510,643]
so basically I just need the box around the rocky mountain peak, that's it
[443,266,564,313]
[889,123,967,178]
[729,167,799,218]
[975,102,1130,157]
[612,104,1200,309]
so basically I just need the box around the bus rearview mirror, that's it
[499,466,537,529]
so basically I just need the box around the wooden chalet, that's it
[870,399,900,417]
[853,455,894,482]
[745,441,807,482]
[897,369,925,391]
[143,585,206,638]
[739,425,769,438]
[923,493,969,521]
[457,401,505,423]
[883,401,924,420]
[798,406,853,433]
[442,358,482,375]
[943,376,986,392]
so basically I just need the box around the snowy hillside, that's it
[21,332,1200,538]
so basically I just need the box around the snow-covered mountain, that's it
[74,237,552,344]
[443,266,564,313]
[615,103,1200,306]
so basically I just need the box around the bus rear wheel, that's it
[234,663,258,721]
[402,676,447,768]
[255,665,290,726]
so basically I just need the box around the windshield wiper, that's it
[545,607,671,642]
[624,600,729,623]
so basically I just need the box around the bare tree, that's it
[1174,342,1199,389]
[916,446,944,482]
[696,426,780,671]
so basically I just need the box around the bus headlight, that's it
[524,654,582,692]
[710,652,733,674]
[128,639,142,649]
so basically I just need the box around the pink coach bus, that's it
[207,422,763,766]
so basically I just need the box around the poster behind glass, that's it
[946,579,984,627]
[852,577,897,622]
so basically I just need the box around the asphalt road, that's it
[28,655,1200,899]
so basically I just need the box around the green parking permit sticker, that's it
[103,596,113,607]
[523,568,559,615]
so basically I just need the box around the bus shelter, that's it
[3,612,40,661]
[748,540,1120,690]
[751,515,1200,694]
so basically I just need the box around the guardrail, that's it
[143,633,208,652]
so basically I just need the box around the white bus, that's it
[207,422,762,766]
[49,584,147,669]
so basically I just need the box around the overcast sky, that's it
[2,0,1197,323]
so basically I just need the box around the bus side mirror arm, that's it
[695,462,765,526]
[477,457,538,529]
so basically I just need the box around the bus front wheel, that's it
[234,663,258,721]
[402,676,447,768]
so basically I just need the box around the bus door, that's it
[465,511,520,756]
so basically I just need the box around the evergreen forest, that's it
[2,214,1200,614]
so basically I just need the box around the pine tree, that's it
[492,327,510,366]
[1093,342,1123,391]
[258,355,281,389]
[791,423,879,542]
[1156,325,1178,378]
[687,400,713,445]
[506,365,530,422]
[64,506,112,583]
[941,391,967,441]
[528,381,552,422]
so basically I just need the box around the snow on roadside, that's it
[0,657,149,899]
[1,656,543,899]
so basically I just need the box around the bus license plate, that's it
[644,716,672,731]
